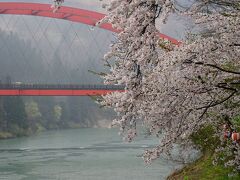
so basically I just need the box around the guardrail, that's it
[0,84,125,90]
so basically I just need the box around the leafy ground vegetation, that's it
[168,123,240,179]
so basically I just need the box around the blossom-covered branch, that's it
[100,0,240,167]
[100,0,174,142]
[51,0,64,12]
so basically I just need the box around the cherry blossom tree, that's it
[98,0,170,144]
[99,0,240,167]
[51,0,240,170]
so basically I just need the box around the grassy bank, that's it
[168,152,236,180]
[168,125,240,180]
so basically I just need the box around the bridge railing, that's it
[0,83,125,90]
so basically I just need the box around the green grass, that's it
[168,125,240,180]
[168,152,237,180]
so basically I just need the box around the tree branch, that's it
[196,91,236,110]
[184,60,240,75]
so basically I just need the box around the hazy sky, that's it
[0,0,192,83]
[0,0,113,62]
[0,0,107,12]
[0,0,114,83]
[0,0,191,39]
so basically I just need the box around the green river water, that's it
[0,128,181,180]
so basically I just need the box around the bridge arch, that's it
[0,2,179,45]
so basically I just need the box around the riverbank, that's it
[167,125,240,180]
[0,118,112,140]
[0,131,14,139]
[0,95,115,141]
[167,152,235,180]
[0,126,32,140]
[0,123,46,140]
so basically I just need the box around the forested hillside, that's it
[0,29,114,139]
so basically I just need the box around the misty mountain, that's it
[0,10,116,134]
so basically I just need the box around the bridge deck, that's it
[0,84,125,96]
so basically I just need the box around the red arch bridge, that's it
[0,2,179,96]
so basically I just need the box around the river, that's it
[0,128,181,180]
